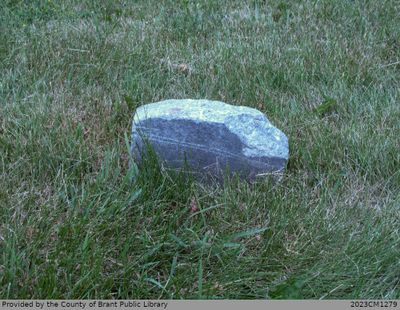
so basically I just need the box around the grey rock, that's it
[131,99,289,182]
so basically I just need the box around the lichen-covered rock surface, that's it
[131,99,289,181]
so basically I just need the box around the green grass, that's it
[1,0,399,299]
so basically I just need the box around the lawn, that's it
[0,0,399,299]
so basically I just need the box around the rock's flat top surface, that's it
[132,99,289,181]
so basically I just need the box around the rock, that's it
[131,99,289,182]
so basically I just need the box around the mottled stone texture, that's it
[131,99,289,181]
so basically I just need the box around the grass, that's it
[0,0,399,299]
